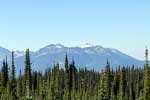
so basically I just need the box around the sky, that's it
[0,0,149,60]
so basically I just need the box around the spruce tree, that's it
[50,64,55,100]
[0,72,3,95]
[105,60,111,98]
[55,63,61,100]
[5,57,9,86]
[17,70,23,99]
[63,55,70,100]
[97,70,109,100]
[2,58,8,88]
[110,73,118,100]
[24,49,32,99]
[11,51,17,100]
[97,60,111,100]
[71,60,77,100]
[143,48,150,100]
[129,66,135,100]
[118,67,126,100]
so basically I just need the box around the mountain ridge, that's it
[0,44,144,75]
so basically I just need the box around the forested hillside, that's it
[0,48,149,100]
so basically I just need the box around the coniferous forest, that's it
[0,48,150,100]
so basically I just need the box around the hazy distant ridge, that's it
[0,44,144,74]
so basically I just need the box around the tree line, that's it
[0,48,150,100]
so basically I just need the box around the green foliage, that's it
[11,51,17,100]
[0,48,149,100]
[143,61,150,100]
[118,67,126,100]
[97,72,109,100]
[24,49,32,98]
[2,57,8,88]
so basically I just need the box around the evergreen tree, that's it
[0,72,3,95]
[129,66,135,100]
[11,51,17,100]
[97,70,109,100]
[143,48,150,100]
[118,67,126,100]
[50,64,55,100]
[55,63,61,100]
[24,49,32,99]
[2,57,8,88]
[110,72,118,100]
[5,57,9,86]
[63,55,70,100]
[17,70,23,99]
[71,60,77,100]
[135,69,141,100]
[105,60,111,98]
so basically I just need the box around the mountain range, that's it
[0,43,144,75]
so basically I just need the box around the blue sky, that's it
[0,0,149,60]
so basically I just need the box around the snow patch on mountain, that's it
[78,43,94,48]
[46,44,64,49]
[14,50,25,58]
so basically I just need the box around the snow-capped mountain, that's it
[0,44,144,75]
